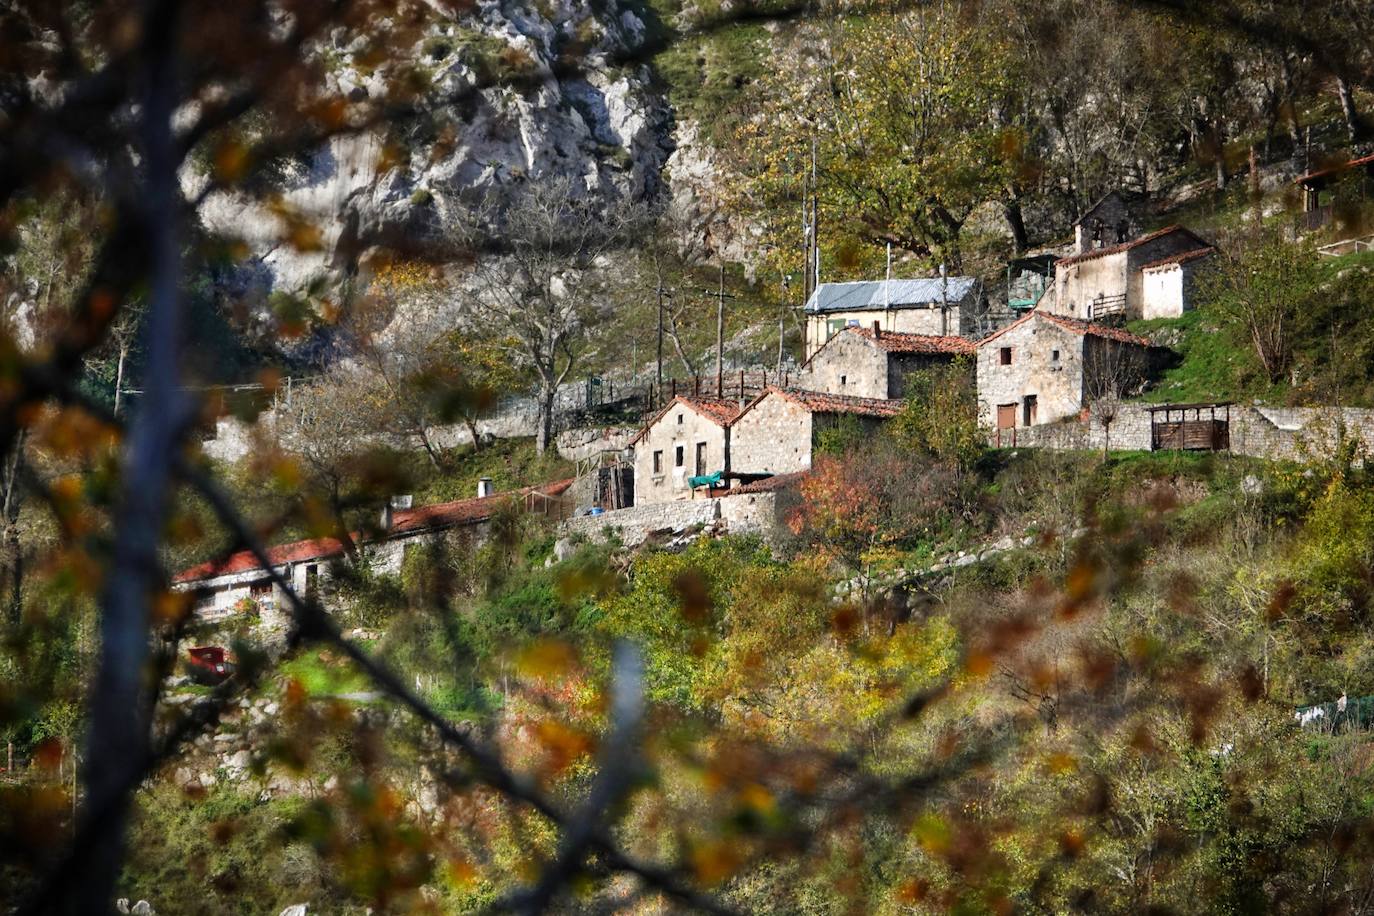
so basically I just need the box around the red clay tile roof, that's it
[741,386,904,419]
[389,479,574,536]
[173,536,346,584]
[850,327,976,355]
[1139,247,1215,270]
[1296,152,1374,186]
[173,479,575,584]
[977,311,1152,347]
[1056,225,1212,267]
[728,471,808,494]
[629,395,743,444]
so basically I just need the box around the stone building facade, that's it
[800,326,975,399]
[730,387,903,475]
[976,312,1154,436]
[630,396,742,505]
[1044,225,1213,321]
[802,277,982,359]
[1073,191,1136,253]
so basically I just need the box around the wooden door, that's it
[695,442,708,477]
[996,403,1017,447]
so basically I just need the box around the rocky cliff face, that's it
[196,0,676,298]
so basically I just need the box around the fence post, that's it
[672,379,677,398]
[739,370,745,399]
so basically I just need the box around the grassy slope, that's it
[1131,246,1374,407]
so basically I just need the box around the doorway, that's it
[1023,394,1038,427]
[996,403,1017,447]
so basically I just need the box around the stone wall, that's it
[561,498,722,548]
[1000,401,1374,462]
[562,490,785,548]
[556,427,637,463]
[730,392,815,476]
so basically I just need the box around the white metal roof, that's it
[802,277,979,314]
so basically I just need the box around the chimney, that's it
[871,320,881,339]
[382,494,412,531]
[477,476,494,499]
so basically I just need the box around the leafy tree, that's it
[886,357,983,468]
[1204,227,1322,384]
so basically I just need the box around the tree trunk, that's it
[1336,74,1367,143]
[536,385,556,455]
[1002,190,1029,253]
[465,415,482,452]
[417,426,443,470]
[113,343,127,416]
[2,431,22,629]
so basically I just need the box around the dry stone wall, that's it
[1002,402,1374,462]
[561,490,784,548]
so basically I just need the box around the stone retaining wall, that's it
[560,490,784,548]
[1002,402,1374,462]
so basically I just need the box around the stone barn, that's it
[802,276,983,359]
[1044,225,1213,322]
[630,395,742,505]
[976,311,1154,442]
[1073,191,1137,253]
[800,325,975,399]
[729,387,904,477]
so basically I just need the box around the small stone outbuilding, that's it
[802,276,983,359]
[1044,225,1214,321]
[976,311,1154,441]
[630,396,742,505]
[730,387,904,476]
[800,326,975,399]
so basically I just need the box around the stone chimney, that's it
[381,494,413,531]
[477,477,494,499]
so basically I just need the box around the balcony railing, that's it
[1088,294,1127,320]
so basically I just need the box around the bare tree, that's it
[457,178,643,454]
[1084,337,1148,455]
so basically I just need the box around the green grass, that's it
[278,645,371,697]
[407,436,574,505]
[1130,310,1274,405]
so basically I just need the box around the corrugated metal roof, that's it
[803,277,979,314]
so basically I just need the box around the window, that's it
[653,450,663,474]
[675,445,684,467]
[840,375,846,387]
[1023,394,1038,426]
[999,347,1012,365]
[1051,349,1060,362]
[826,318,846,340]
[677,413,683,425]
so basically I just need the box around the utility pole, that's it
[716,263,726,398]
[940,262,949,337]
[777,275,791,374]
[655,276,664,401]
[811,136,820,292]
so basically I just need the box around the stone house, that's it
[975,311,1154,440]
[1073,191,1137,254]
[730,387,904,476]
[800,325,975,399]
[630,395,742,505]
[173,479,575,622]
[802,276,983,359]
[1043,225,1214,322]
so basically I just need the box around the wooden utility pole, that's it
[716,264,726,398]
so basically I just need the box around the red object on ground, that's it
[186,645,235,684]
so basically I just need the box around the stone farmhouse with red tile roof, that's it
[799,325,975,400]
[975,311,1157,440]
[630,395,743,505]
[174,479,574,623]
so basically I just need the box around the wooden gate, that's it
[1148,402,1232,451]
